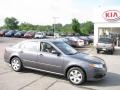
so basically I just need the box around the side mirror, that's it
[52,51,61,56]
[57,52,61,56]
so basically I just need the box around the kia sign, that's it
[103,10,120,22]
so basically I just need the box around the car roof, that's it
[21,39,64,43]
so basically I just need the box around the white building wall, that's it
[94,22,120,46]
[94,24,99,46]
[94,7,120,46]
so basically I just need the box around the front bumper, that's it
[86,65,107,81]
[97,47,113,51]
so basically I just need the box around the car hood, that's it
[69,53,105,64]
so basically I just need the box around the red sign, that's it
[103,10,120,22]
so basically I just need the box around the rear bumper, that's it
[4,56,10,63]
[72,42,84,47]
[0,34,4,36]
[24,36,33,38]
[34,36,43,39]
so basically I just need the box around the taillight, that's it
[74,41,78,43]
[79,40,83,42]
[96,44,98,48]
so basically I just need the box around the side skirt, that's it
[24,66,65,76]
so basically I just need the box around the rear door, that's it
[19,41,40,68]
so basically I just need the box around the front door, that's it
[37,42,63,74]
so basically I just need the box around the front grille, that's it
[94,74,105,79]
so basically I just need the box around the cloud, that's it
[0,0,78,25]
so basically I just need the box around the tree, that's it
[0,25,6,30]
[72,18,80,33]
[4,17,19,30]
[19,22,34,30]
[35,25,52,32]
[61,24,74,34]
[52,23,62,32]
[80,21,94,35]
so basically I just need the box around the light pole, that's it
[53,17,59,37]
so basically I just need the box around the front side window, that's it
[40,42,57,54]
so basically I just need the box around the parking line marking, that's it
[45,80,58,90]
[18,76,44,90]
[54,81,97,90]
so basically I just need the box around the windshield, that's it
[98,38,113,43]
[53,41,78,55]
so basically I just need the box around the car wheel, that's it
[67,67,85,85]
[110,50,113,55]
[11,57,22,72]
[97,50,100,54]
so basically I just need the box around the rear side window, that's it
[20,41,39,52]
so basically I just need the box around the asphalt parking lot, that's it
[0,37,120,90]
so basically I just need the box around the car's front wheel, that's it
[67,67,85,85]
[11,57,22,72]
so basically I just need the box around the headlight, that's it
[89,64,103,68]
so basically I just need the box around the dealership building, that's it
[94,7,120,47]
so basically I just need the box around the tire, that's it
[97,50,100,54]
[11,57,23,72]
[110,50,113,55]
[67,67,85,85]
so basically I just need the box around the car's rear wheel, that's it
[110,50,113,55]
[97,50,100,54]
[11,57,22,72]
[67,67,85,85]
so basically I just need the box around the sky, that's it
[0,0,120,25]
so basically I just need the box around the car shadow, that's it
[113,48,120,55]
[21,68,66,80]
[84,72,120,87]
[21,69,120,87]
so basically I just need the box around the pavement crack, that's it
[45,80,58,90]
[57,81,97,90]
[18,76,44,90]
[76,86,97,90]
